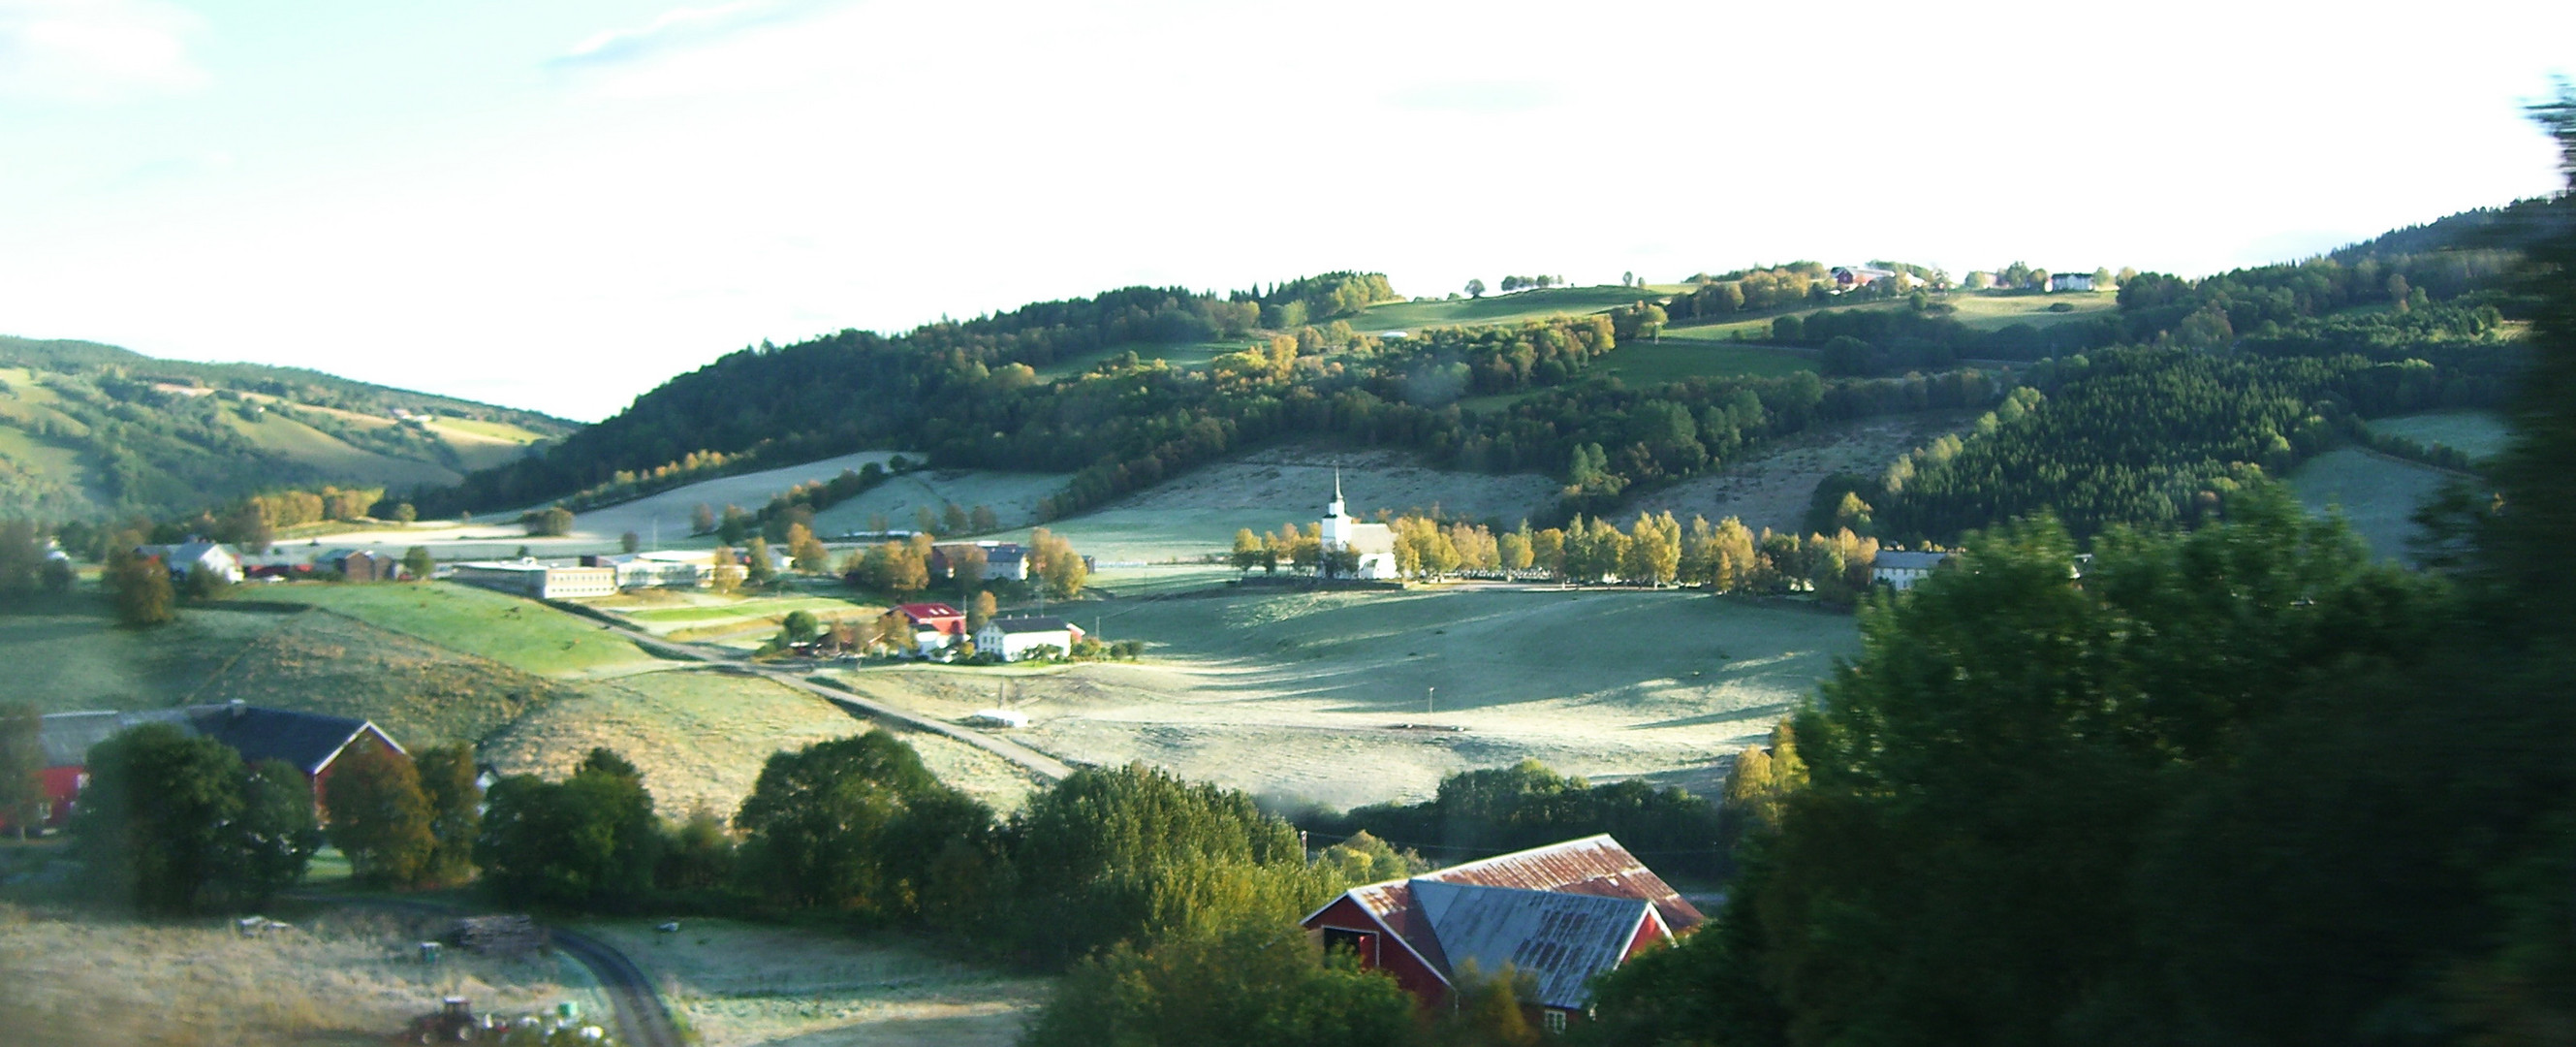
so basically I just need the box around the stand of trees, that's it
[1582,98,2576,1047]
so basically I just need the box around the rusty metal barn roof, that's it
[1411,834,1703,933]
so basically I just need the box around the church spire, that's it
[1327,470,1346,519]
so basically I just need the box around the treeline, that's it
[1865,348,2484,545]
[1664,262,1834,320]
[418,274,1399,515]
[1293,759,1725,877]
[1236,510,1883,603]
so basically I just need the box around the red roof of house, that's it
[892,602,966,635]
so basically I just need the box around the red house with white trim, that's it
[1300,835,1702,1031]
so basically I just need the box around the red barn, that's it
[1,703,405,834]
[1300,835,1703,1031]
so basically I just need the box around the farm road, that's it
[288,894,682,1047]
[550,601,1074,782]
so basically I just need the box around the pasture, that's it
[0,903,608,1047]
[1942,289,2118,331]
[2288,448,2456,562]
[579,918,1048,1047]
[482,669,1038,817]
[804,467,1072,537]
[1628,412,1976,537]
[187,608,576,748]
[1353,285,1663,331]
[1034,339,1246,380]
[0,596,284,714]
[1593,339,1818,384]
[832,587,1859,808]
[2369,409,2510,460]
[257,582,661,678]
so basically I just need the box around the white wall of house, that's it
[975,624,1078,661]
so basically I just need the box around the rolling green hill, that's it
[0,334,577,522]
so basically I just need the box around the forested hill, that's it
[417,273,1403,514]
[0,334,575,522]
[423,204,2554,540]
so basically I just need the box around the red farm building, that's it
[881,602,967,657]
[1300,835,1704,1032]
[1,702,405,834]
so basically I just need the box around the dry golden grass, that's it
[480,669,1038,819]
[0,904,606,1047]
[580,917,1049,1047]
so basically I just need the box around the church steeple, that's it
[1327,470,1345,519]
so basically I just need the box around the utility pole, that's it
[1427,685,1435,714]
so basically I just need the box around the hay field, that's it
[1628,412,1976,536]
[579,918,1048,1047]
[2288,448,2455,562]
[189,609,574,748]
[482,669,1038,817]
[258,582,661,677]
[0,903,606,1047]
[1593,339,1818,383]
[832,587,1859,808]
[1352,286,1663,331]
[804,467,1072,537]
[1943,290,2117,330]
[2370,409,2509,460]
[0,597,287,714]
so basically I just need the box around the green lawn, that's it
[0,594,287,714]
[255,581,661,677]
[2370,409,2510,460]
[1943,290,2118,331]
[1354,286,1663,331]
[2288,448,2455,562]
[1592,339,1816,385]
[429,416,550,442]
[1036,339,1249,380]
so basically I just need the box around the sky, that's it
[2,1,2571,422]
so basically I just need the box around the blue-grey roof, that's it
[1874,551,1950,571]
[40,704,396,775]
[1409,879,1651,1010]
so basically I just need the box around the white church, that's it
[1318,474,1399,580]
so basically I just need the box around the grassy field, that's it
[1593,339,1818,384]
[1628,412,1977,537]
[0,596,287,714]
[222,411,462,489]
[1034,339,1247,380]
[832,587,1860,808]
[189,609,576,748]
[1352,286,1662,331]
[2370,409,2510,460]
[429,416,552,443]
[579,918,1049,1047]
[2288,448,2455,562]
[1943,289,2118,331]
[805,467,1073,537]
[256,582,661,677]
[0,902,608,1047]
[483,669,1038,817]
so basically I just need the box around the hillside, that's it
[0,334,576,522]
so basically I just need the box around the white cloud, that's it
[552,0,845,69]
[0,0,202,102]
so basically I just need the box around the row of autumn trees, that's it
[1232,513,1882,602]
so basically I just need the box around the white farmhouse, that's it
[1870,550,1950,590]
[139,541,244,585]
[975,616,1084,662]
[1318,475,1398,580]
[2047,271,2096,292]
